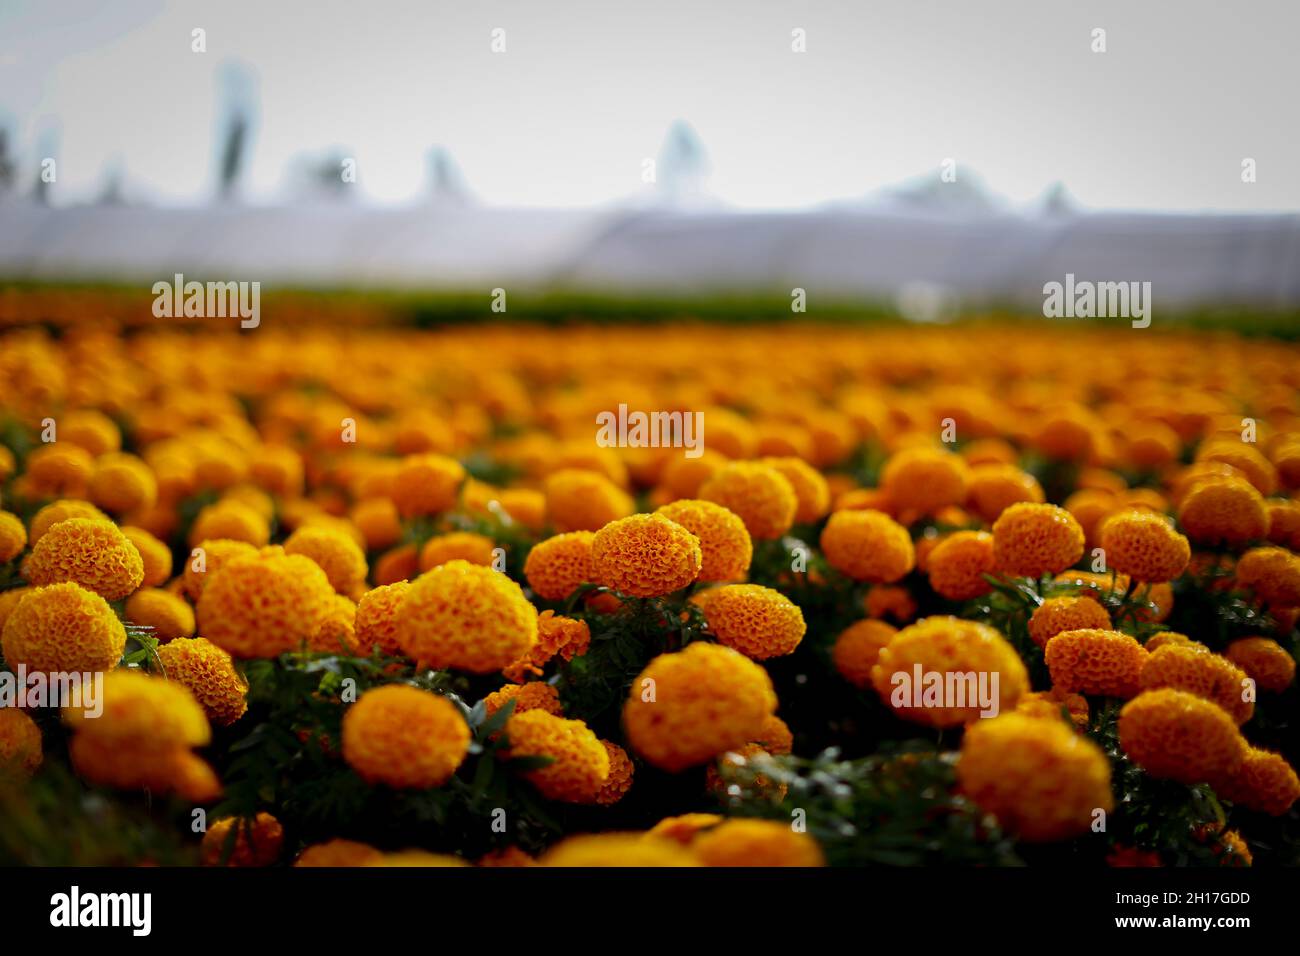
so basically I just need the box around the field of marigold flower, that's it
[1,315,1298,867]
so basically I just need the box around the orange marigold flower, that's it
[1,582,126,674]
[544,469,634,532]
[1014,688,1090,730]
[1118,689,1245,784]
[397,559,537,673]
[591,513,702,597]
[60,410,121,456]
[503,610,590,681]
[68,734,220,802]
[623,643,777,772]
[655,499,752,582]
[0,708,42,775]
[64,668,210,745]
[504,710,609,802]
[957,713,1112,842]
[759,456,831,523]
[0,511,27,563]
[307,593,360,654]
[1212,747,1300,816]
[871,617,1028,727]
[342,685,470,788]
[285,525,369,598]
[295,839,384,867]
[1145,630,1206,653]
[880,446,970,517]
[539,833,699,867]
[27,499,108,546]
[89,452,158,514]
[483,681,564,718]
[659,450,725,501]
[23,517,143,600]
[197,551,334,658]
[24,444,94,497]
[965,463,1044,524]
[124,588,195,642]
[120,525,172,587]
[350,498,402,552]
[698,461,797,541]
[1177,477,1268,547]
[419,532,497,572]
[354,581,409,656]
[992,503,1085,578]
[1028,596,1112,648]
[155,637,248,727]
[832,618,897,688]
[645,813,724,845]
[1100,510,1191,582]
[1044,628,1147,698]
[863,584,916,623]
[590,740,635,805]
[1235,546,1300,607]
[1224,637,1295,692]
[693,819,824,867]
[524,531,595,602]
[702,583,805,660]
[753,713,794,755]
[926,530,996,600]
[182,538,259,600]
[188,500,271,548]
[1139,645,1253,724]
[373,543,418,585]
[1264,499,1300,550]
[820,510,915,583]
[1197,442,1278,496]
[201,813,284,867]
[391,453,466,518]
[248,444,305,498]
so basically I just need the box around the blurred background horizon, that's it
[2,0,1299,311]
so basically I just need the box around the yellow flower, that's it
[1014,688,1090,730]
[544,469,634,532]
[24,443,94,498]
[1139,645,1253,724]
[702,583,805,659]
[966,463,1044,523]
[692,819,824,867]
[1027,596,1112,648]
[1099,509,1191,582]
[188,500,271,548]
[1,582,126,674]
[699,461,797,541]
[1212,747,1300,816]
[64,668,211,746]
[0,587,31,633]
[539,833,699,867]
[523,531,595,601]
[957,713,1112,842]
[0,511,27,563]
[591,513,702,597]
[759,456,831,523]
[155,637,249,726]
[871,617,1028,727]
[504,710,609,802]
[61,409,121,456]
[307,593,360,654]
[23,517,144,600]
[0,708,42,775]
[391,453,466,518]
[201,813,284,867]
[819,510,915,583]
[120,525,172,587]
[248,444,305,498]
[182,538,259,600]
[590,740,635,805]
[1145,630,1206,653]
[88,452,157,514]
[1234,546,1300,607]
[926,530,996,600]
[295,839,384,867]
[418,532,497,572]
[342,685,470,788]
[196,551,335,658]
[831,619,897,688]
[483,681,564,718]
[880,446,970,517]
[1177,477,1268,547]
[992,503,1085,578]
[351,497,403,552]
[623,643,777,771]
[68,735,221,802]
[124,588,196,642]
[397,560,537,673]
[283,525,369,599]
[1045,628,1147,698]
[1118,689,1245,784]
[354,581,409,656]
[27,499,108,546]
[654,499,752,582]
[1224,637,1295,692]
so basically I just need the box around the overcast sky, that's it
[2,0,1297,211]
